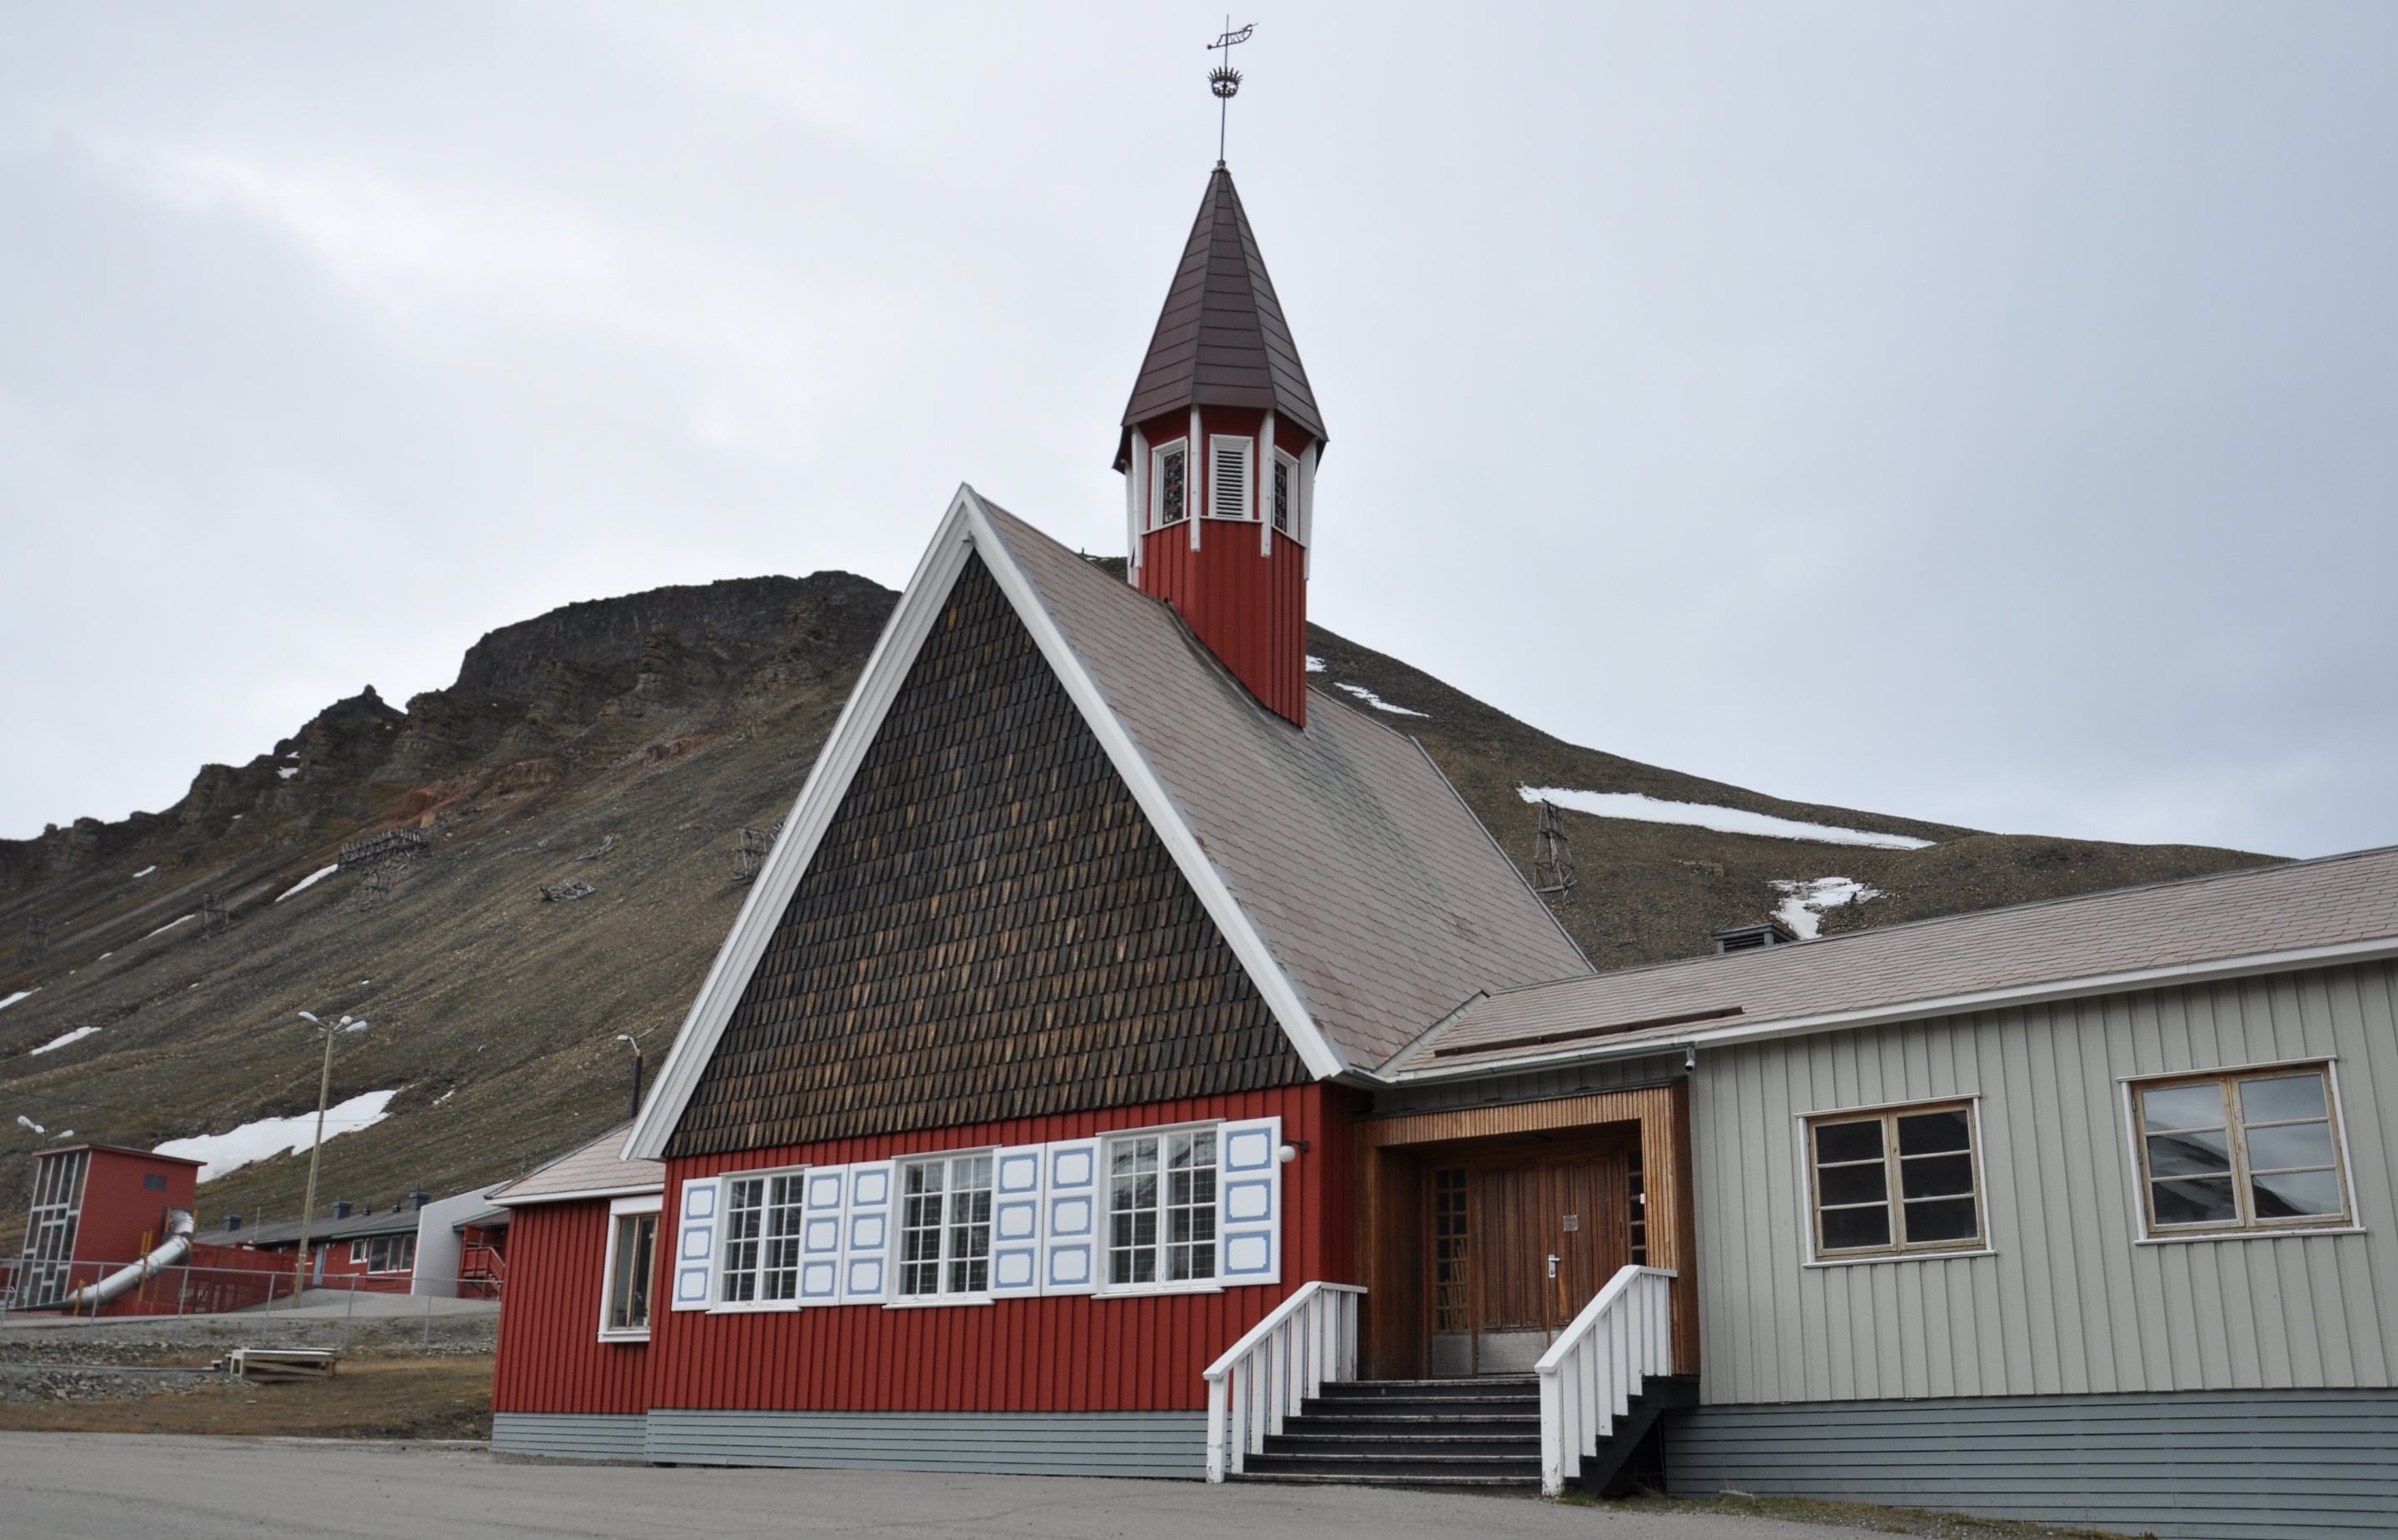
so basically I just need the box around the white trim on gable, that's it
[624,485,1343,1161]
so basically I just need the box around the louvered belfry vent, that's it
[1211,438,1251,519]
[1713,922,1796,955]
[666,554,1312,1159]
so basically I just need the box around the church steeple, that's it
[1117,166,1326,727]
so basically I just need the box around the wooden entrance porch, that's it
[1351,1083,1699,1381]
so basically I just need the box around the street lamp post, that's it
[291,1011,364,1299]
[614,1031,652,1121]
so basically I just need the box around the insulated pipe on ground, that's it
[62,1209,194,1312]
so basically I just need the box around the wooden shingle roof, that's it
[1116,165,1326,468]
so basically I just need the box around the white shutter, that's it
[1041,1137,1102,1295]
[1218,1118,1282,1285]
[669,1175,721,1311]
[798,1165,846,1304]
[1210,436,1252,520]
[988,1144,1046,1298]
[840,1160,895,1304]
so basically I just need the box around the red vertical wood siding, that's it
[493,1200,652,1415]
[1135,406,1313,727]
[628,1081,1357,1414]
[68,1149,198,1266]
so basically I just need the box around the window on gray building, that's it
[1807,1100,1986,1261]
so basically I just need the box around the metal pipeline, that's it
[63,1209,195,1312]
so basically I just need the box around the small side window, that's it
[1806,1100,1984,1261]
[607,1210,659,1335]
[1271,452,1296,535]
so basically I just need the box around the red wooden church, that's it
[488,161,1658,1482]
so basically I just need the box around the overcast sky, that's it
[3,3,2392,857]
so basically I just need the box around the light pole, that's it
[292,1011,365,1299]
[614,1031,654,1122]
[13,1115,73,1145]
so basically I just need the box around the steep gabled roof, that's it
[1398,845,2398,1078]
[1116,166,1327,468]
[980,502,1590,1066]
[623,487,1590,1160]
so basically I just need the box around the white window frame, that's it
[715,1165,808,1311]
[1796,1094,1993,1268]
[2120,1057,2363,1244]
[1098,1120,1226,1298]
[348,1239,368,1265]
[891,1150,998,1307]
[1149,439,1190,529]
[599,1195,662,1342]
[1206,435,1254,521]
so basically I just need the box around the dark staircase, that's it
[1234,1374,1699,1495]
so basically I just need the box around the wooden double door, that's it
[1428,1144,1636,1375]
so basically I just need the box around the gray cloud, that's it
[2,2,2391,856]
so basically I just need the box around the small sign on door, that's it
[1562,1214,1580,1232]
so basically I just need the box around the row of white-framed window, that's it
[1801,1057,2361,1267]
[660,1115,1284,1321]
[1142,434,1304,537]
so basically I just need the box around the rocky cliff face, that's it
[0,565,2270,1248]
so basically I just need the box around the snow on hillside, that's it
[1519,787,1934,851]
[29,1026,100,1056]
[143,914,196,940]
[275,864,340,902]
[0,989,35,1012]
[1771,877,1883,939]
[1336,683,1428,718]
[155,1089,401,1181]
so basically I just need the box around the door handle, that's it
[1546,1253,1560,1279]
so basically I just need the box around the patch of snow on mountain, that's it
[1306,655,1326,673]
[133,866,157,878]
[143,914,196,940]
[155,1089,400,1182]
[0,989,37,1012]
[1517,787,1934,850]
[1770,877,1883,940]
[275,864,341,903]
[1336,683,1429,718]
[30,1026,100,1056]
[277,766,300,780]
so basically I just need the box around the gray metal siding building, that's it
[1674,959,2398,1535]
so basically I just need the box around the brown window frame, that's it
[1803,1099,1988,1264]
[2125,1061,2356,1240]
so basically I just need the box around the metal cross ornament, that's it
[1207,18,1254,165]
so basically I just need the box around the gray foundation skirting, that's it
[1665,1388,2398,1540]
[490,1408,1206,1478]
[491,1412,649,1462]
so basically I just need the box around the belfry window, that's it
[1272,451,1296,534]
[1152,441,1187,528]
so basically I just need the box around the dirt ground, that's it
[0,1353,492,1439]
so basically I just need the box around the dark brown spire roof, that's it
[1116,166,1326,469]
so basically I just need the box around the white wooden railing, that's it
[1534,1264,1678,1496]
[1202,1280,1366,1482]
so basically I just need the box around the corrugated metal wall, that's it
[641,1082,1354,1413]
[1689,958,2398,1405]
[493,1202,653,1415]
[490,1412,649,1461]
[645,1409,1206,1477]
[1664,1388,2398,1540]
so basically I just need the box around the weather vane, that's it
[1207,18,1254,166]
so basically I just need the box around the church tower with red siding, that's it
[1116,166,1326,727]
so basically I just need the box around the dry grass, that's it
[0,1354,492,1441]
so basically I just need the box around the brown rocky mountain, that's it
[0,564,2267,1248]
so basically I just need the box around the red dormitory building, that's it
[485,156,2398,1536]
